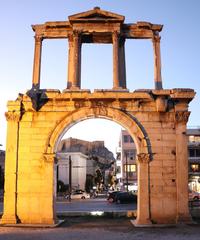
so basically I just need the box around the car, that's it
[65,190,90,200]
[107,191,122,203]
[189,189,200,201]
[115,191,137,204]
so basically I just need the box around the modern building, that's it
[56,152,88,191]
[116,130,137,191]
[55,137,115,193]
[187,128,200,192]
[117,128,200,193]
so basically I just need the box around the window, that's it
[190,164,199,172]
[124,150,136,160]
[189,148,200,157]
[128,172,134,177]
[196,149,200,157]
[124,164,136,172]
[189,136,200,143]
[123,135,129,143]
[116,166,121,174]
[189,149,195,157]
[123,135,135,143]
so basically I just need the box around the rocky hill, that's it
[57,137,115,170]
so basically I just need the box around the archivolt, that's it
[44,106,151,156]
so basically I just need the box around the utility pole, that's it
[69,155,72,201]
[125,152,129,192]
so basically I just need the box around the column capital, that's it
[112,31,120,42]
[43,153,56,163]
[34,34,43,43]
[73,30,82,39]
[5,112,21,122]
[68,33,74,42]
[175,111,190,124]
[152,34,161,43]
[137,153,150,164]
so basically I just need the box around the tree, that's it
[107,172,115,188]
[94,169,103,192]
[85,174,94,193]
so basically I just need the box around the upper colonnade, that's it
[32,7,163,91]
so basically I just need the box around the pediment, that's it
[69,7,125,24]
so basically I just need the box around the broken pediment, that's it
[68,7,125,24]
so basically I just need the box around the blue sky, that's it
[0,0,199,152]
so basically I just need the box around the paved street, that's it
[56,198,136,213]
[0,198,136,215]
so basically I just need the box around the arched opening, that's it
[54,119,138,215]
[45,107,151,225]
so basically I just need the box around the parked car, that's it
[65,190,90,200]
[107,191,122,203]
[115,191,137,204]
[189,189,200,201]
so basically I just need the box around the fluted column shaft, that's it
[112,32,120,89]
[119,38,126,89]
[153,35,162,89]
[67,32,82,89]
[32,35,43,89]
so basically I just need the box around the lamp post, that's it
[125,152,129,192]
[69,155,72,201]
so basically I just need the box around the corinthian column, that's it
[152,35,163,90]
[32,35,43,89]
[67,31,82,89]
[112,31,120,89]
[119,37,127,89]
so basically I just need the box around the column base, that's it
[111,88,129,92]
[0,214,18,224]
[131,218,152,227]
[63,88,90,93]
[176,213,194,224]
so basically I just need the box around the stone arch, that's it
[45,106,152,225]
[46,107,149,155]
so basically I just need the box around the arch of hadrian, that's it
[1,7,195,226]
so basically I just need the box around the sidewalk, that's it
[0,216,200,240]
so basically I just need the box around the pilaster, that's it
[1,112,21,224]
[175,111,192,223]
[132,153,152,226]
[43,153,57,224]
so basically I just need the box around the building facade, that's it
[56,137,115,193]
[187,128,200,192]
[116,130,137,191]
[56,152,88,191]
[117,128,200,194]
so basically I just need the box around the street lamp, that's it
[68,155,72,201]
[125,152,129,192]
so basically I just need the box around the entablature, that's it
[31,7,163,42]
